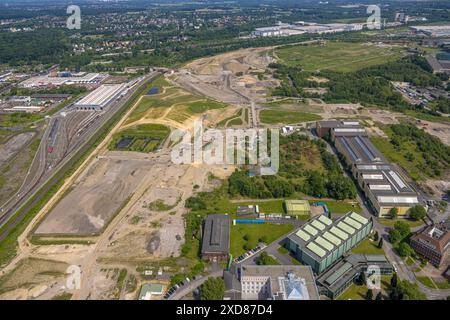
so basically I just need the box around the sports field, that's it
[274,41,404,72]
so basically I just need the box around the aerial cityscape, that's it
[0,0,449,306]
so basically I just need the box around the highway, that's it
[0,72,159,241]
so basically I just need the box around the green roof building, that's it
[285,200,311,218]
[285,212,373,274]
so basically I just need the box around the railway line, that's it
[0,72,159,241]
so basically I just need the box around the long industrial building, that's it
[316,254,393,299]
[316,120,420,217]
[74,84,126,111]
[284,212,373,274]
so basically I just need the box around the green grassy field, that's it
[230,223,294,257]
[275,41,403,72]
[378,218,425,228]
[259,109,321,124]
[371,135,425,182]
[351,238,384,255]
[338,276,391,300]
[109,124,170,153]
[125,76,227,125]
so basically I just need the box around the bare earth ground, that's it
[35,155,156,236]
[0,132,35,167]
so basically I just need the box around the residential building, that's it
[316,254,393,299]
[284,212,373,274]
[224,265,319,300]
[201,214,230,262]
[410,223,450,267]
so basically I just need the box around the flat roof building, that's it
[316,120,365,138]
[20,73,101,88]
[317,120,420,217]
[224,265,319,300]
[285,212,373,274]
[410,25,450,37]
[410,222,450,267]
[201,214,230,262]
[75,84,125,110]
[316,254,393,299]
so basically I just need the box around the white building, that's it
[239,265,319,300]
[74,84,125,111]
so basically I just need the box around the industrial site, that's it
[0,0,449,305]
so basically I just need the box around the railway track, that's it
[0,73,159,242]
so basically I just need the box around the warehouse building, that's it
[316,120,420,217]
[201,214,230,262]
[285,200,311,218]
[224,265,319,300]
[284,212,373,274]
[20,72,101,88]
[315,120,365,138]
[316,254,393,299]
[410,222,450,267]
[75,84,125,111]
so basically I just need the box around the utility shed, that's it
[285,200,311,218]
[201,214,230,262]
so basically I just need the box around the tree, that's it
[389,230,402,243]
[374,231,379,241]
[199,277,225,300]
[256,252,279,265]
[389,207,398,219]
[409,205,426,221]
[378,238,383,249]
[397,242,413,257]
[390,273,398,288]
[394,221,411,238]
[375,292,382,300]
[365,289,373,300]
[358,272,366,285]
[396,280,427,300]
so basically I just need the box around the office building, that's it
[285,212,373,274]
[316,254,393,299]
[410,223,450,267]
[224,265,319,300]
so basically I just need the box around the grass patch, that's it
[416,276,437,289]
[143,199,179,212]
[51,292,73,300]
[260,109,321,124]
[187,100,227,114]
[351,238,384,255]
[319,200,362,214]
[277,245,289,255]
[109,124,169,153]
[378,218,425,228]
[338,276,391,300]
[230,223,294,257]
[275,41,403,72]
